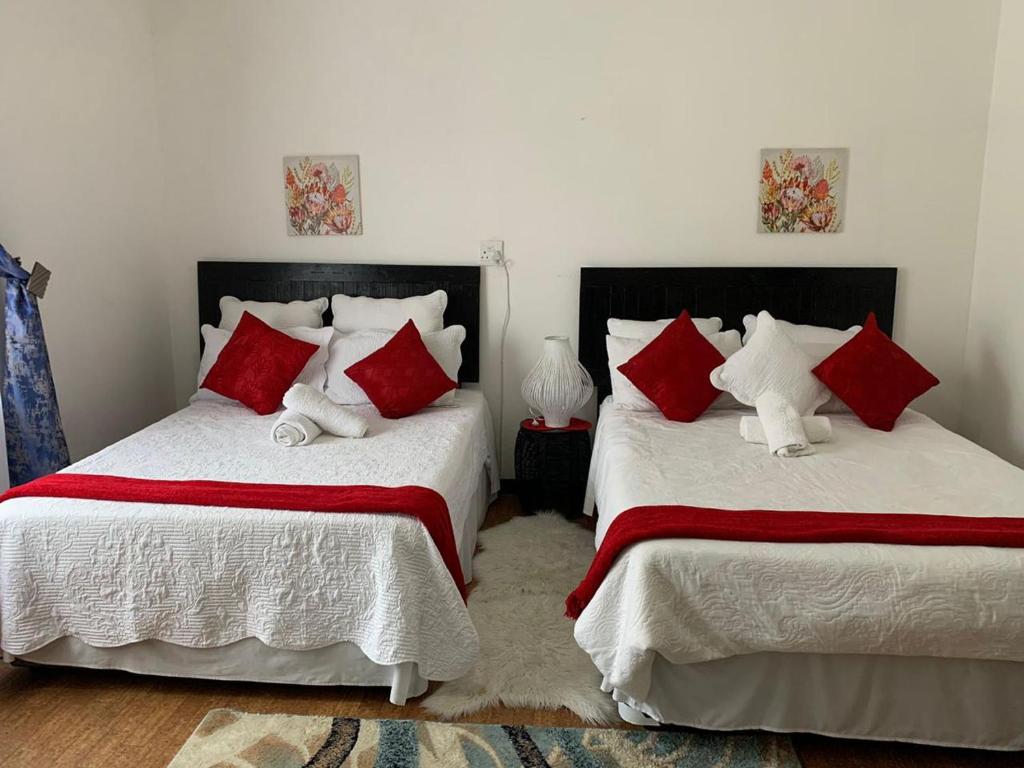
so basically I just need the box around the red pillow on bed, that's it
[812,312,939,431]
[344,320,457,418]
[200,311,319,415]
[616,310,725,422]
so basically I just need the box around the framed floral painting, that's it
[759,148,847,233]
[284,155,362,235]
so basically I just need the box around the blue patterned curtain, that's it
[0,244,69,485]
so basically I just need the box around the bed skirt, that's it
[11,637,428,705]
[612,651,1024,751]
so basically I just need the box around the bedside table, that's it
[514,418,592,518]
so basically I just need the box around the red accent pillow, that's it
[345,320,457,418]
[617,311,725,422]
[812,312,939,431]
[200,311,319,415]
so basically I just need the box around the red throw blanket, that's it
[2,473,466,600]
[565,505,1024,618]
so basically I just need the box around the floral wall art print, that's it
[284,155,362,235]
[759,148,847,233]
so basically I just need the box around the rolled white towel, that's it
[272,408,323,447]
[740,414,832,447]
[753,391,815,458]
[282,383,368,438]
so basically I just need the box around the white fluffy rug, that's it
[422,513,616,724]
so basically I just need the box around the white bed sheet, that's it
[0,390,498,681]
[576,399,1024,703]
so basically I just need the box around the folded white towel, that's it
[740,414,832,447]
[753,391,815,458]
[272,408,323,447]
[282,383,368,438]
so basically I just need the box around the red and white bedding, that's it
[575,399,1024,703]
[0,391,497,680]
[4,474,468,599]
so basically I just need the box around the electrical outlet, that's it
[479,240,504,266]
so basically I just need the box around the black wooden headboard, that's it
[580,266,897,402]
[198,261,482,383]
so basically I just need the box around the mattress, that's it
[0,390,498,681]
[575,399,1024,703]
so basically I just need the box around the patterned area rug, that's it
[168,709,801,767]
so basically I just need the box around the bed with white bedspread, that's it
[577,399,1024,748]
[0,391,497,700]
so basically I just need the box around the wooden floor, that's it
[0,496,1018,768]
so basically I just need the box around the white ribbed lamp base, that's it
[521,336,593,429]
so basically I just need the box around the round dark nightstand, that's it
[514,418,592,518]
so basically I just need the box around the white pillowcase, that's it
[741,314,860,355]
[218,296,328,332]
[325,325,465,406]
[192,324,334,404]
[741,314,861,413]
[710,311,829,415]
[331,290,447,333]
[607,329,742,411]
[607,316,723,340]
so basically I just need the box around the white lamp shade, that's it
[521,335,594,428]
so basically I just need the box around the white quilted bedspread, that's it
[575,401,1024,702]
[0,391,497,680]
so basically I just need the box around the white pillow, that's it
[742,314,861,413]
[325,325,465,406]
[331,290,447,333]
[607,329,742,411]
[710,311,830,415]
[607,316,723,340]
[191,324,334,404]
[218,296,328,331]
[741,314,861,354]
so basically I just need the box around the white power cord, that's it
[496,259,512,474]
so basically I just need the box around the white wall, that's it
[1,1,1000,474]
[151,0,1002,474]
[963,0,1024,467]
[0,0,176,460]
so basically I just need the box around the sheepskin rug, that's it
[422,513,616,723]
